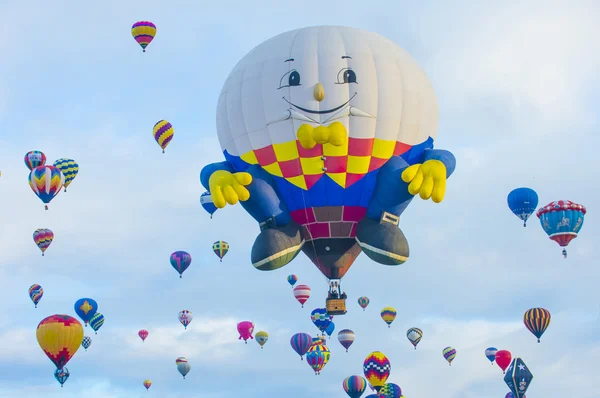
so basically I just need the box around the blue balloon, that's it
[325,321,335,336]
[200,191,218,218]
[54,368,69,387]
[310,308,333,332]
[507,187,538,227]
[74,298,98,327]
[537,200,586,258]
[485,347,498,364]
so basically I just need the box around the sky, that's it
[0,0,599,397]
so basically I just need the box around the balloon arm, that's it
[423,149,456,178]
[200,161,234,191]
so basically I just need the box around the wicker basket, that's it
[326,298,347,315]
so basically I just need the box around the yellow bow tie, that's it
[297,122,348,150]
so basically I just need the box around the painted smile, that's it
[283,93,357,114]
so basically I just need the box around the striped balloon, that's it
[33,228,54,256]
[363,351,390,391]
[287,274,298,286]
[28,284,44,308]
[358,296,370,310]
[406,327,423,349]
[131,21,156,52]
[523,307,551,343]
[485,347,498,364]
[170,251,192,278]
[143,379,152,390]
[290,332,312,360]
[53,158,79,192]
[153,120,174,153]
[337,329,355,352]
[342,375,367,398]
[380,307,397,327]
[380,383,402,398]
[200,191,218,218]
[213,240,229,261]
[293,284,311,307]
[90,313,105,334]
[442,346,456,365]
[24,150,46,170]
[28,165,64,209]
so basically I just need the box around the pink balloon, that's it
[237,321,255,343]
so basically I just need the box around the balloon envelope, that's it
[24,150,46,170]
[170,251,192,278]
[523,308,551,342]
[74,298,98,326]
[237,321,255,342]
[507,188,538,227]
[485,347,498,363]
[29,284,43,307]
[342,375,367,398]
[290,332,312,359]
[363,351,390,391]
[36,314,84,368]
[495,350,512,372]
[53,158,79,191]
[131,21,157,52]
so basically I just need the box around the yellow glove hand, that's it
[208,170,252,208]
[401,159,447,203]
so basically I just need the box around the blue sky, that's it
[0,0,599,397]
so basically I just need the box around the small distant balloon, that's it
[537,200,586,258]
[255,331,268,349]
[74,298,98,327]
[29,284,43,308]
[442,346,456,365]
[170,251,192,278]
[153,120,174,153]
[33,228,54,256]
[358,296,370,310]
[380,307,396,328]
[325,322,335,337]
[138,329,149,342]
[337,329,355,352]
[178,310,193,329]
[213,240,229,261]
[81,336,92,351]
[24,150,46,170]
[523,308,551,343]
[143,379,152,390]
[507,188,538,227]
[200,191,218,218]
[406,327,423,349]
[90,313,104,334]
[237,321,255,343]
[485,347,498,364]
[293,284,311,307]
[287,274,298,286]
[176,357,191,379]
[131,21,157,52]
[54,367,70,387]
[53,158,79,192]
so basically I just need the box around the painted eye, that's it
[336,68,357,84]
[289,71,300,86]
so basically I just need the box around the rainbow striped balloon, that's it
[28,284,44,308]
[33,228,54,256]
[342,375,367,398]
[131,21,156,52]
[28,165,64,209]
[363,351,390,391]
[290,332,312,360]
[153,120,174,153]
[380,307,397,327]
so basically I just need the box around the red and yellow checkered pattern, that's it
[240,137,411,190]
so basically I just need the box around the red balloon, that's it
[495,350,512,373]
[138,329,149,342]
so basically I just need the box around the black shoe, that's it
[251,221,304,271]
[355,217,409,265]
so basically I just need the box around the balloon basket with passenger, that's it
[326,280,347,315]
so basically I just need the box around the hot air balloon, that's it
[256,331,268,349]
[143,379,152,390]
[290,332,312,360]
[495,350,512,374]
[507,188,538,227]
[306,340,330,375]
[358,296,370,310]
[90,313,104,334]
[485,347,498,364]
[74,298,98,327]
[178,310,193,329]
[325,321,335,337]
[81,336,92,351]
[523,308,551,343]
[504,358,533,398]
[213,240,229,261]
[406,327,423,349]
[343,375,367,398]
[381,307,396,328]
[170,251,192,278]
[199,26,457,314]
[176,357,191,379]
[537,200,586,258]
[53,159,79,192]
[33,228,54,256]
[311,308,333,333]
[28,284,43,308]
[287,274,298,286]
[363,351,390,392]
[442,346,456,365]
[29,165,64,210]
[24,150,46,170]
[237,321,254,343]
[54,368,69,387]
[337,329,355,352]
[380,383,402,398]
[139,329,149,342]
[36,314,84,368]
[293,284,311,307]
[153,120,173,153]
[131,21,156,52]
[200,191,218,218]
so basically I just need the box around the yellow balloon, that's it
[36,314,83,368]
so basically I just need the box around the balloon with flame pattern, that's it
[153,120,173,153]
[36,314,84,369]
[28,165,64,210]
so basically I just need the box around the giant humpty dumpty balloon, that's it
[200,26,456,286]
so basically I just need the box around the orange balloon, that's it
[36,314,84,368]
